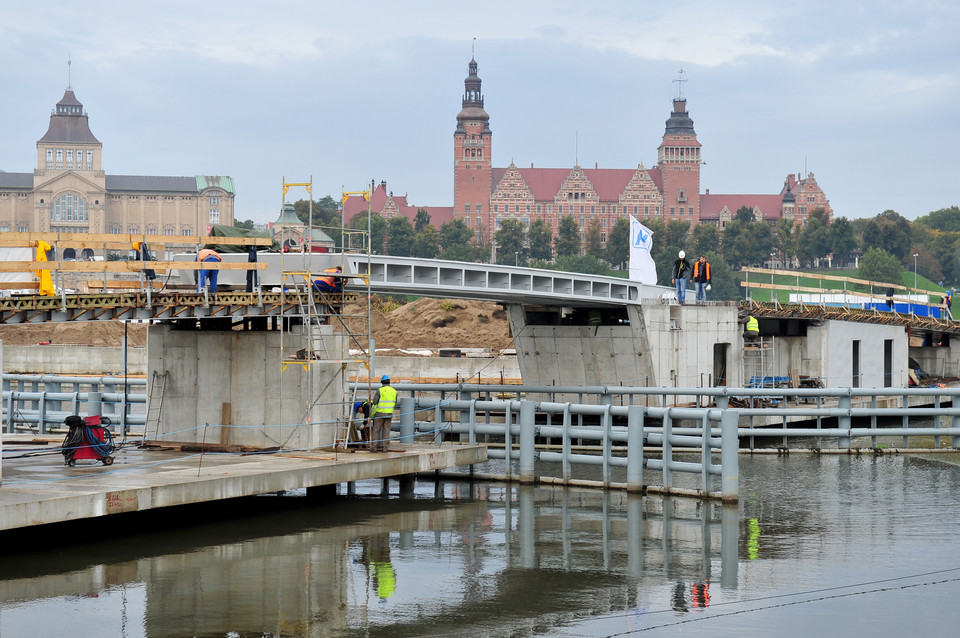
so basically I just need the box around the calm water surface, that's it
[2,453,959,637]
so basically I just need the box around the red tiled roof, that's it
[494,166,658,202]
[699,193,784,220]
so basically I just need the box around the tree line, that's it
[238,199,960,299]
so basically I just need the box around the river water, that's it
[2,452,959,637]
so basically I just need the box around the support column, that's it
[519,400,535,484]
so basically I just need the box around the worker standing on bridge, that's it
[133,241,156,281]
[692,255,711,303]
[369,375,397,452]
[942,290,953,320]
[671,251,691,304]
[196,247,222,293]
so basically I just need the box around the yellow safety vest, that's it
[746,316,758,332]
[376,385,397,415]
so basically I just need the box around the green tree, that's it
[495,218,528,266]
[555,215,581,257]
[528,219,554,261]
[414,208,431,233]
[827,216,856,266]
[692,223,720,257]
[776,218,797,267]
[439,219,476,262]
[915,206,960,232]
[413,224,440,259]
[294,196,340,229]
[605,217,630,268]
[798,215,831,266]
[349,211,385,255]
[744,221,777,266]
[859,247,903,285]
[735,205,756,223]
[862,210,912,260]
[720,219,748,268]
[386,216,415,257]
[552,254,610,275]
[233,219,254,231]
[584,220,604,259]
[702,250,740,301]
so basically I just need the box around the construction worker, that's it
[744,314,759,344]
[692,255,711,303]
[133,241,156,280]
[369,375,397,452]
[312,266,343,293]
[941,290,953,321]
[34,239,55,296]
[196,247,222,293]
[671,250,691,304]
[351,400,371,444]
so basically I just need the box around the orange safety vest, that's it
[693,261,711,281]
[198,248,221,262]
[315,267,341,288]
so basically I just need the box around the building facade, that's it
[450,58,832,245]
[0,88,235,253]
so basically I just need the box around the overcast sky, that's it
[1,1,957,225]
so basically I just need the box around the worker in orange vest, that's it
[312,266,343,293]
[692,255,711,303]
[196,248,222,293]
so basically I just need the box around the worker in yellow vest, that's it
[196,248,222,293]
[744,314,759,344]
[369,375,397,452]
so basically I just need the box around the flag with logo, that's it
[629,216,657,284]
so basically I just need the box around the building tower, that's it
[453,56,492,240]
[657,79,702,223]
[34,88,106,233]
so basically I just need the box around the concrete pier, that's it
[0,441,486,532]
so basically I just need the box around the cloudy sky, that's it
[1,1,957,225]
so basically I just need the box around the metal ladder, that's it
[144,370,167,441]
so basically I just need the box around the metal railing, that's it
[3,374,147,435]
[351,382,960,502]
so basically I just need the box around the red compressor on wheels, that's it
[61,415,116,466]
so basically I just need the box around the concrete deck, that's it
[0,441,486,532]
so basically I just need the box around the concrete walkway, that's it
[0,440,486,532]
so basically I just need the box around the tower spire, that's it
[67,55,72,90]
[673,68,686,99]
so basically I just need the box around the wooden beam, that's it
[0,232,272,247]
[0,261,268,272]
[740,266,936,297]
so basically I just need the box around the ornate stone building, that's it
[450,57,832,246]
[0,87,235,256]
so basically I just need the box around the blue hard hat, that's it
[381,375,390,383]
[354,401,363,411]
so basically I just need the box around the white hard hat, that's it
[679,250,685,259]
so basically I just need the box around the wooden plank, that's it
[740,266,935,296]
[0,232,272,247]
[0,261,268,272]
[86,280,166,290]
[741,280,934,307]
[0,282,40,290]
[220,403,232,446]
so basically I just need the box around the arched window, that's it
[50,191,87,223]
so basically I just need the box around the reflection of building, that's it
[0,86,235,247]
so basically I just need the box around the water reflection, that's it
[2,453,960,637]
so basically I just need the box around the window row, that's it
[45,148,94,170]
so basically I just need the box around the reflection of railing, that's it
[3,374,147,434]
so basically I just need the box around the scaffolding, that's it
[278,178,373,449]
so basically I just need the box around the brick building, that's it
[0,87,235,257]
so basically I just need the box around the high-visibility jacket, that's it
[315,267,341,289]
[198,248,221,262]
[35,240,55,296]
[693,261,711,282]
[745,316,758,333]
[375,385,397,415]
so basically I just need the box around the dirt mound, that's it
[0,322,147,347]
[346,297,512,350]
[0,298,509,351]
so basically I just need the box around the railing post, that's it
[88,391,103,422]
[562,404,571,482]
[838,394,851,449]
[627,405,645,493]
[721,409,739,502]
[519,400,536,484]
[398,396,415,443]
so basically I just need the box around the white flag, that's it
[629,216,657,284]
